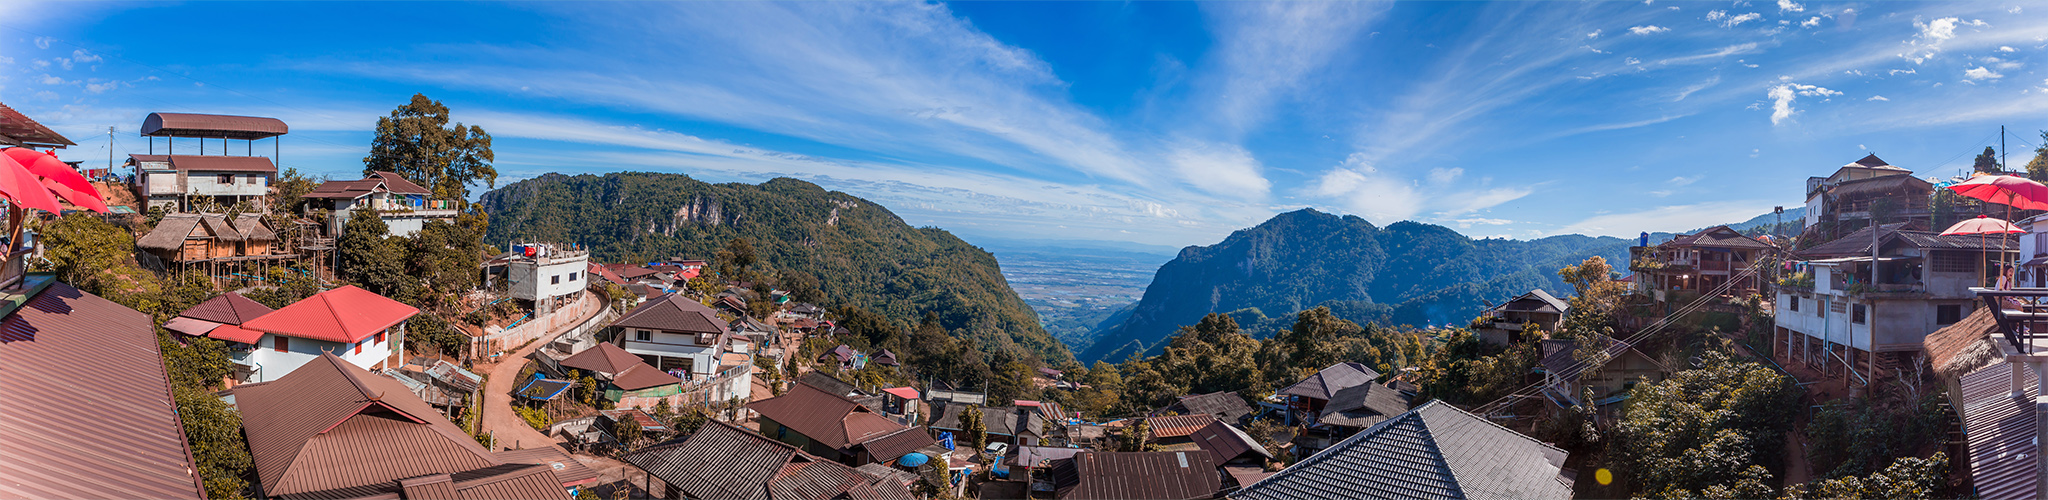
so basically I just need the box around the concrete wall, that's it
[244,328,397,383]
[510,256,589,301]
[183,171,269,197]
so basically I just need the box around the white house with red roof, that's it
[235,285,420,383]
[306,171,458,238]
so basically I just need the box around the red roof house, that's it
[242,285,419,344]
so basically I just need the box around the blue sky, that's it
[5,1,2047,247]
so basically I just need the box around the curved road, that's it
[478,292,603,451]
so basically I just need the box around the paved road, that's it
[477,292,603,452]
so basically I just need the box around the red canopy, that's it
[1940,215,2026,235]
[2,148,106,213]
[0,154,61,213]
[1948,174,2048,210]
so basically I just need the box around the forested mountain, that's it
[1079,209,1631,363]
[479,172,1071,364]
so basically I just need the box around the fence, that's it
[615,362,754,410]
[476,291,603,359]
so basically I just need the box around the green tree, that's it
[1975,145,2003,173]
[363,94,496,200]
[1119,420,1151,452]
[161,333,237,390]
[407,314,465,359]
[960,404,987,454]
[270,167,320,215]
[1609,351,1798,496]
[671,405,711,438]
[1788,453,1949,500]
[614,414,643,449]
[174,386,252,499]
[407,211,489,309]
[782,270,825,304]
[37,214,131,292]
[2028,130,2048,182]
[337,209,409,298]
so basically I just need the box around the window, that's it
[246,175,258,185]
[1852,304,1867,324]
[1788,296,1800,312]
[355,341,363,354]
[636,330,651,342]
[1938,304,1964,325]
[217,173,233,184]
[376,330,386,344]
[570,272,579,282]
[275,336,289,352]
[1932,251,1977,273]
[552,275,561,285]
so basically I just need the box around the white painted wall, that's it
[243,328,398,383]
[622,329,722,377]
[509,254,589,301]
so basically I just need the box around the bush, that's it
[514,405,550,431]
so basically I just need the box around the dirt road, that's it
[477,293,603,451]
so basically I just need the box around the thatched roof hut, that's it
[229,213,275,241]
[1925,307,2002,384]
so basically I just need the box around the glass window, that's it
[217,173,233,184]
[552,275,561,285]
[636,330,651,342]
[355,341,363,354]
[1789,296,1799,312]
[570,272,579,282]
[1937,304,1963,325]
[1852,304,1867,324]
[376,330,386,344]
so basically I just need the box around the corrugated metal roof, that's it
[1233,401,1572,500]
[1191,421,1272,465]
[163,316,224,336]
[1146,414,1217,439]
[238,353,500,497]
[611,363,681,391]
[0,281,205,500]
[1960,362,2041,500]
[1168,392,1254,422]
[624,420,796,500]
[242,285,420,344]
[180,291,275,325]
[167,154,276,173]
[0,102,76,147]
[143,112,289,139]
[560,341,642,376]
[1048,451,1220,500]
[860,426,938,463]
[750,383,907,451]
[208,324,267,344]
[1800,224,2015,258]
[613,293,730,336]
[495,447,599,486]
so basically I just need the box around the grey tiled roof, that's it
[1233,401,1572,500]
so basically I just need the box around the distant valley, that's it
[973,237,1174,355]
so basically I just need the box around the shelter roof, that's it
[163,154,276,173]
[143,112,288,139]
[1830,173,1933,197]
[1234,401,1573,500]
[859,427,938,463]
[1047,451,1220,500]
[162,316,223,336]
[208,324,266,344]
[1317,382,1415,429]
[1167,392,1254,422]
[242,285,420,344]
[1959,362,2045,500]
[614,293,730,336]
[0,281,204,499]
[748,383,907,450]
[598,409,672,434]
[1925,308,2002,380]
[1145,414,1217,439]
[1667,225,1774,250]
[1799,224,2015,258]
[882,386,921,400]
[1190,420,1272,464]
[495,447,599,487]
[179,291,274,325]
[611,363,681,391]
[1278,362,1381,401]
[0,102,75,147]
[624,420,909,500]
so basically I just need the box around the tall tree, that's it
[363,94,496,200]
[960,404,987,454]
[270,168,320,215]
[2028,130,2048,182]
[1974,146,2003,173]
[336,209,410,300]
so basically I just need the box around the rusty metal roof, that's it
[279,463,567,500]
[1960,362,2040,500]
[1190,420,1272,465]
[238,353,501,497]
[1048,451,1221,500]
[749,382,907,451]
[1145,414,1217,439]
[143,112,289,139]
[0,102,76,147]
[0,281,205,499]
[625,420,908,500]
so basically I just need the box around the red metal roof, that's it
[179,291,274,325]
[0,281,205,499]
[881,387,921,400]
[1145,414,1217,439]
[748,383,907,451]
[208,324,266,344]
[166,154,277,173]
[142,112,288,139]
[242,285,419,344]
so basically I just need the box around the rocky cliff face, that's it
[1078,209,1631,363]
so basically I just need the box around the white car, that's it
[984,442,1009,457]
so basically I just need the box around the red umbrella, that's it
[1948,174,2048,210]
[1942,215,2027,287]
[0,154,62,213]
[1,148,106,213]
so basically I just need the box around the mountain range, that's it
[478,172,1072,364]
[1077,209,1634,364]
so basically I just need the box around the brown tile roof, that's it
[306,172,433,199]
[611,362,681,391]
[0,281,205,500]
[1189,421,1271,464]
[625,419,906,500]
[614,293,730,336]
[371,171,433,195]
[1145,414,1217,439]
[179,291,275,325]
[749,383,907,451]
[559,341,643,376]
[1048,451,1220,500]
[237,353,501,497]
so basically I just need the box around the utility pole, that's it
[107,126,114,182]
[2004,125,2009,172]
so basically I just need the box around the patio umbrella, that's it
[1942,215,2027,287]
[0,153,63,213]
[1,148,106,213]
[1948,174,2048,211]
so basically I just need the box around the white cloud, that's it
[1587,29,1602,39]
[1723,12,1763,28]
[2001,46,2017,52]
[1166,141,1271,200]
[1888,68,1918,75]
[1654,43,1761,66]
[1628,25,1670,35]
[84,81,117,94]
[1868,95,1889,101]
[1777,0,1804,13]
[1707,10,1726,21]
[1767,82,1840,124]
[1674,75,1720,101]
[1454,218,1514,228]
[1198,2,1388,139]
[37,75,62,85]
[1668,175,1703,186]
[32,37,50,49]
[1557,201,1775,237]
[1965,66,2004,79]
[1311,153,1529,223]
[1801,16,1822,28]
[1903,17,1987,63]
[69,49,100,66]
[1626,57,1642,65]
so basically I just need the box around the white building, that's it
[130,112,287,213]
[234,285,419,383]
[612,293,734,383]
[1774,224,2008,380]
[306,171,459,238]
[499,243,589,314]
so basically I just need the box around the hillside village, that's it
[5,91,2048,500]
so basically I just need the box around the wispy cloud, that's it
[1964,66,2004,80]
[1310,153,1529,223]
[1766,82,1840,124]
[1166,141,1271,200]
[1557,201,1774,237]
[1194,2,1389,139]
[1628,25,1670,35]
